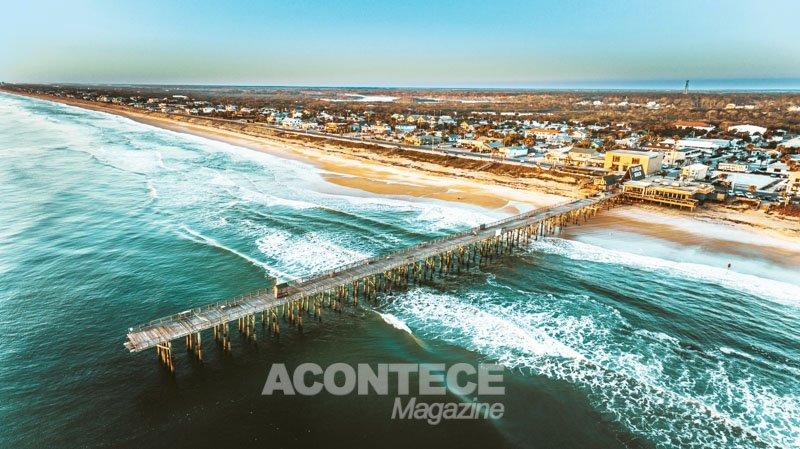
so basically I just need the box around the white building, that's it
[681,163,709,181]
[766,162,790,176]
[718,162,750,173]
[499,146,528,158]
[568,147,598,162]
[676,138,731,156]
[781,136,800,149]
[664,147,702,167]
[728,124,767,135]
[395,124,417,134]
[370,123,391,134]
[526,128,568,144]
[281,117,301,127]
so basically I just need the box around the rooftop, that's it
[624,177,715,194]
[607,149,660,157]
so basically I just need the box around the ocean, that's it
[0,92,798,449]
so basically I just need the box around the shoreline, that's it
[3,89,799,243]
[0,90,575,214]
[562,205,800,269]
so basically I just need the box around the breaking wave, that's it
[377,312,414,335]
[176,225,293,280]
[383,287,798,449]
[255,229,371,278]
[529,237,800,307]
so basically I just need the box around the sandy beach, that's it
[5,89,800,244]
[4,91,575,214]
[561,206,800,267]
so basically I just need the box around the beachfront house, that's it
[405,135,442,146]
[604,150,664,175]
[681,163,709,181]
[567,147,599,166]
[499,145,528,158]
[370,123,391,134]
[395,124,417,134]
[281,117,301,127]
[324,122,349,134]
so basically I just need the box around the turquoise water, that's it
[0,92,798,449]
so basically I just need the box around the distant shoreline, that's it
[0,89,577,214]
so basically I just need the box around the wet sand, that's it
[562,206,800,268]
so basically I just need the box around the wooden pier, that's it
[125,194,620,369]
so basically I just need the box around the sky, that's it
[1,0,799,88]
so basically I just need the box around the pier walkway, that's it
[125,194,620,368]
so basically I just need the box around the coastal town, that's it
[4,83,800,217]
[3,0,800,447]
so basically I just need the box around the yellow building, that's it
[604,150,663,175]
[324,122,348,133]
[404,136,422,146]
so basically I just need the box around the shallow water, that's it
[0,92,797,449]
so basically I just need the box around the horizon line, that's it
[5,77,800,93]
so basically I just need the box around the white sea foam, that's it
[414,204,495,231]
[146,180,158,200]
[719,346,755,361]
[387,290,584,361]
[384,287,799,449]
[322,193,499,233]
[255,229,371,278]
[377,312,414,335]
[154,151,169,170]
[529,237,800,307]
[176,225,292,280]
[236,185,320,210]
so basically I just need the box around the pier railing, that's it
[282,198,578,287]
[129,288,273,332]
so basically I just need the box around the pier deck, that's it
[125,194,618,354]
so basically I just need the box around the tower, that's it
[683,80,689,95]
